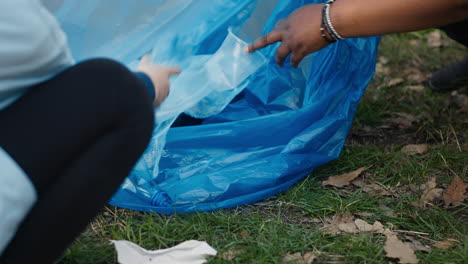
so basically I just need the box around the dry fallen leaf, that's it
[324,214,386,235]
[406,85,425,92]
[388,78,404,87]
[351,178,366,188]
[384,231,419,264]
[401,144,429,155]
[354,212,375,218]
[389,112,419,129]
[404,67,426,83]
[427,31,442,47]
[333,213,356,234]
[322,167,367,188]
[433,239,459,249]
[302,252,317,264]
[354,219,385,233]
[420,177,443,203]
[221,248,246,261]
[323,212,356,234]
[443,176,467,207]
[362,184,392,196]
[338,221,360,234]
[283,252,316,264]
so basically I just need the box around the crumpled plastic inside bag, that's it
[48,0,379,213]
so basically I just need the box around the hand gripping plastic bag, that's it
[49,0,379,213]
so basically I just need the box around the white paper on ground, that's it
[112,240,217,264]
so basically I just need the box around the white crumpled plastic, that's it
[112,240,217,264]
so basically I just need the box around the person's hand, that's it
[246,4,329,68]
[137,55,181,107]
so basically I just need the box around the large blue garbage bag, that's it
[50,0,379,213]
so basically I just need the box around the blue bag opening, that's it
[49,0,379,213]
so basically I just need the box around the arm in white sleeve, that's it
[0,0,74,110]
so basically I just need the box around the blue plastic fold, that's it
[49,0,379,213]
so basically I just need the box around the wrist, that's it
[320,0,350,44]
[329,0,350,39]
[320,22,336,43]
[322,0,346,41]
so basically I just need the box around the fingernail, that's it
[244,46,250,53]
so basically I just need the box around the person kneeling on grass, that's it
[0,1,179,263]
[247,0,468,92]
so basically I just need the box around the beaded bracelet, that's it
[321,0,345,42]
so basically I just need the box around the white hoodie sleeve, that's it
[0,0,74,111]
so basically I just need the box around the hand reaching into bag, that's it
[246,4,328,68]
[137,55,181,107]
[246,0,468,68]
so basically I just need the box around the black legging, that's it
[0,59,154,264]
[440,19,468,47]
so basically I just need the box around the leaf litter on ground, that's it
[282,252,317,264]
[319,32,465,264]
[401,144,429,155]
[221,248,245,261]
[321,212,423,263]
[442,175,467,207]
[388,112,419,129]
[323,213,384,235]
[322,167,367,187]
[412,177,444,208]
[362,183,393,196]
[432,238,459,249]
[384,230,419,264]
[420,177,443,202]
[319,163,466,263]
[427,31,443,48]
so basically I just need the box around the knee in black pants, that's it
[66,58,155,130]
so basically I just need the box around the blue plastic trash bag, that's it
[49,0,379,213]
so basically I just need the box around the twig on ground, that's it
[449,124,462,152]
[393,230,430,236]
[438,153,460,177]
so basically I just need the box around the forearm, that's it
[331,0,468,38]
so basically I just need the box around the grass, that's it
[57,31,467,264]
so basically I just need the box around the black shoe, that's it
[429,56,468,92]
